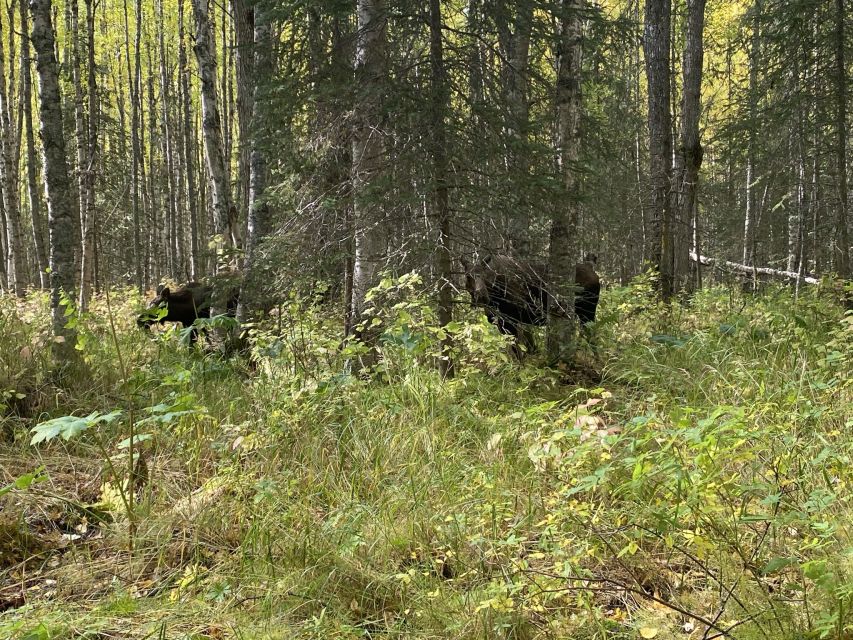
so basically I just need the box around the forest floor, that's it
[1,275,851,639]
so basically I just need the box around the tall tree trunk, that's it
[31,0,77,363]
[548,0,583,363]
[158,0,179,278]
[644,0,674,300]
[351,0,387,356]
[124,0,143,291]
[232,0,253,240]
[742,0,760,268]
[0,5,25,296]
[146,56,162,285]
[498,1,534,256]
[191,0,236,259]
[834,0,849,277]
[674,0,706,292]
[427,0,454,378]
[83,0,98,299]
[21,0,48,288]
[788,54,807,275]
[70,0,96,309]
[237,2,271,323]
[179,0,200,279]
[220,3,232,200]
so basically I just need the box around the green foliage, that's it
[0,467,46,498]
[2,284,851,639]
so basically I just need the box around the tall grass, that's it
[1,277,850,639]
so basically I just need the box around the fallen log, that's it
[689,252,819,285]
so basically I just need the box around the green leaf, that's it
[762,557,797,575]
[650,334,687,347]
[31,410,123,445]
[0,467,47,497]
[116,433,154,449]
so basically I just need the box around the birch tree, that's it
[191,0,237,258]
[31,0,77,363]
[350,0,388,352]
[0,4,25,296]
[742,0,760,268]
[20,0,48,288]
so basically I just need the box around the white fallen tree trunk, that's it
[689,252,819,285]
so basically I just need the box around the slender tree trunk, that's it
[70,0,96,309]
[0,5,25,295]
[232,0,253,240]
[84,0,98,298]
[31,0,77,363]
[179,0,200,279]
[674,0,705,292]
[0,194,7,291]
[834,0,849,277]
[788,53,807,275]
[123,0,143,291]
[220,4,232,197]
[158,0,179,278]
[147,56,162,284]
[789,126,805,273]
[644,0,674,300]
[548,0,583,363]
[21,1,48,288]
[742,0,760,268]
[498,1,534,256]
[237,3,271,323]
[351,0,387,356]
[427,0,455,378]
[191,0,236,258]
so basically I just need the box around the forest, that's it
[1,0,852,637]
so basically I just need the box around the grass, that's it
[1,276,851,639]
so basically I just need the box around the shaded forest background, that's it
[0,0,849,318]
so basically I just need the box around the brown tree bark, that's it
[497,1,534,256]
[548,0,583,363]
[428,0,455,378]
[644,0,674,300]
[673,0,706,293]
[31,0,78,363]
[834,0,849,277]
[237,2,272,323]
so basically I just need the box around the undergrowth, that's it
[1,276,851,639]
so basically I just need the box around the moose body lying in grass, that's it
[461,254,601,354]
[137,282,238,344]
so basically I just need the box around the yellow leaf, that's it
[639,628,658,639]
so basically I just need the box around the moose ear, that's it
[160,287,171,300]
